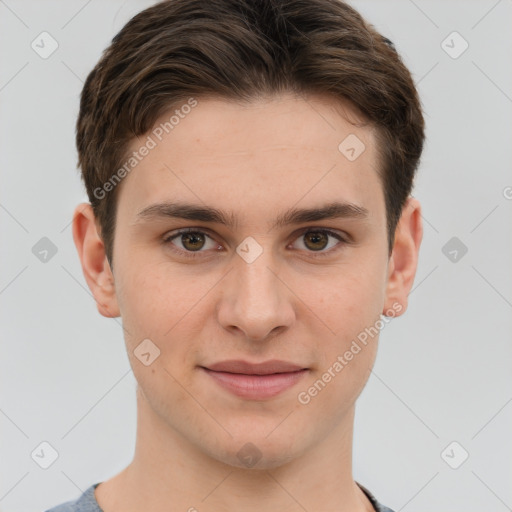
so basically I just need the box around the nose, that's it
[216,244,296,342]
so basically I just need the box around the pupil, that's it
[183,233,204,251]
[305,232,327,251]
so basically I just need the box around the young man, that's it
[47,0,424,510]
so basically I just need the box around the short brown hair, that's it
[76,0,425,266]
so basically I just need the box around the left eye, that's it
[290,229,344,252]
[164,229,220,253]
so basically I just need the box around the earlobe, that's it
[382,197,423,317]
[72,203,120,318]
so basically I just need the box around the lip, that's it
[200,359,309,400]
[205,359,306,375]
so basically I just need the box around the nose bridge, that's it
[237,245,279,302]
[218,238,294,340]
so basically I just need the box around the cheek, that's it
[308,346,377,422]
[116,260,188,329]
[298,259,385,404]
[297,287,381,418]
[114,262,211,370]
[307,265,384,341]
[116,268,201,400]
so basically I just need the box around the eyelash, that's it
[162,227,349,260]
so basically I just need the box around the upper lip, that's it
[203,359,307,375]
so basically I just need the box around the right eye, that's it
[162,228,223,258]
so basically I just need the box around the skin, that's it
[73,92,422,512]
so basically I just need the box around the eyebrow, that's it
[134,200,370,230]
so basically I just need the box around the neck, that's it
[95,387,375,512]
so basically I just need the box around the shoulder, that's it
[356,481,396,512]
[45,483,103,512]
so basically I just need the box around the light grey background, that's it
[1,1,511,511]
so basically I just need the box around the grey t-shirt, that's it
[45,481,395,512]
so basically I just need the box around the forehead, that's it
[115,93,384,224]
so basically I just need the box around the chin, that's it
[204,428,307,471]
[221,445,298,471]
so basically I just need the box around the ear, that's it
[382,196,423,317]
[72,203,120,318]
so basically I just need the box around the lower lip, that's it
[201,367,308,399]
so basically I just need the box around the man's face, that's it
[104,93,398,468]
